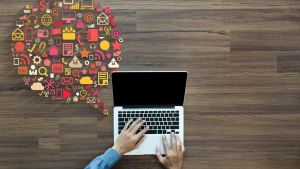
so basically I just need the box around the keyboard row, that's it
[118,113,179,118]
[118,118,179,122]
[119,121,179,126]
[118,110,179,113]
[118,129,179,134]
[119,125,179,130]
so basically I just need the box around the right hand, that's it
[156,132,185,169]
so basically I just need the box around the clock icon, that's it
[80,90,87,97]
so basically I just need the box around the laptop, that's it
[112,71,188,155]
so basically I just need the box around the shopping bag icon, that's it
[62,27,76,40]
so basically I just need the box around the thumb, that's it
[156,147,164,163]
[135,136,147,149]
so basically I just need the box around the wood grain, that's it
[0,0,300,169]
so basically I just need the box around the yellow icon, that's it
[62,57,68,64]
[100,40,110,51]
[65,68,71,75]
[26,5,32,9]
[38,42,46,52]
[12,28,24,41]
[81,0,94,10]
[103,109,109,115]
[80,90,87,97]
[41,14,52,26]
[27,44,36,53]
[63,27,76,40]
[98,72,108,85]
[79,76,93,85]
[38,67,48,77]
[104,26,111,35]
[25,23,29,27]
[39,91,44,96]
[70,3,80,9]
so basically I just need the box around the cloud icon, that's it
[69,56,83,68]
[31,82,44,90]
[79,76,93,85]
[108,58,119,68]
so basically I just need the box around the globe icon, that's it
[41,14,52,26]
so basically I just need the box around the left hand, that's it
[112,118,149,156]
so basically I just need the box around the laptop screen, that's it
[112,71,188,107]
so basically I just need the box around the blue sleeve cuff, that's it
[100,148,121,168]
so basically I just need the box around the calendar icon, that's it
[52,63,64,73]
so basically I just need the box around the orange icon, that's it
[51,8,60,17]
[18,66,28,74]
[84,12,94,22]
[27,14,38,24]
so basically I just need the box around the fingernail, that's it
[171,132,174,135]
[138,118,141,120]
[163,135,165,138]
[147,126,149,129]
[130,119,132,121]
[156,147,159,151]
[142,120,145,122]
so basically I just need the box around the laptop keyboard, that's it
[118,110,180,135]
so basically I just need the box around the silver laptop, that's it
[112,71,188,155]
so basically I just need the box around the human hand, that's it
[112,118,149,156]
[156,132,185,169]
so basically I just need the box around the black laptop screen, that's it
[112,72,188,107]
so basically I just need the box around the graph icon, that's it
[70,3,80,9]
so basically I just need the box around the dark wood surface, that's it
[1,0,300,168]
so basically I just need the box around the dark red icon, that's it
[61,77,73,85]
[54,21,64,26]
[52,63,64,73]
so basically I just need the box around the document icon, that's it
[98,72,108,86]
[63,43,73,56]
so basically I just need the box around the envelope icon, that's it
[97,12,109,25]
[61,77,73,85]
[12,28,24,41]
[86,97,96,103]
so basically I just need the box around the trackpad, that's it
[137,136,161,154]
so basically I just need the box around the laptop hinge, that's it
[123,105,175,109]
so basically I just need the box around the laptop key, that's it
[156,122,159,125]
[158,126,161,129]
[152,114,156,117]
[154,111,157,113]
[174,113,179,117]
[176,132,179,134]
[168,122,171,125]
[125,118,129,121]
[146,130,157,134]
[171,111,174,113]
[146,118,150,121]
[140,111,144,113]
[158,130,162,134]
[118,114,122,117]
[159,118,162,121]
[154,126,157,129]
[140,114,143,117]
[164,122,167,125]
[118,111,122,113]
[173,122,179,125]
[170,126,179,129]
[163,130,166,134]
[131,114,134,117]
[119,122,125,125]
[176,118,179,121]
[160,122,163,125]
[118,118,124,121]
[155,118,158,121]
[167,118,170,121]
[171,130,175,133]
[162,126,165,129]
[150,118,154,121]
[157,114,160,117]
[176,111,179,113]
[151,122,155,125]
[167,132,171,134]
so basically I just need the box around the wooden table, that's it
[0,0,300,168]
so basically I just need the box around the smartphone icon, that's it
[99,102,104,111]
[56,89,62,99]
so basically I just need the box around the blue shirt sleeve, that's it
[84,148,121,169]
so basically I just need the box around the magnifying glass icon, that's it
[72,69,80,78]
[38,67,48,77]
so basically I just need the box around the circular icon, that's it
[80,90,87,97]
[100,2,106,8]
[38,67,48,76]
[117,56,122,62]
[72,69,80,78]
[118,38,123,43]
[111,29,121,39]
[35,38,40,43]
[52,96,56,100]
[48,39,54,45]
[51,8,60,17]
[44,59,51,66]
[100,40,110,51]
[41,14,52,26]
[103,109,109,115]
[33,55,42,65]
[77,13,83,18]
[25,23,29,27]
[15,42,25,52]
[11,43,14,46]
[85,60,90,65]
[94,104,98,108]
[76,92,79,96]
[84,12,94,22]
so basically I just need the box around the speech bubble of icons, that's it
[100,40,110,51]
[15,42,25,52]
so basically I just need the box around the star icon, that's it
[106,53,111,59]
[111,40,122,50]
[80,48,90,58]
[82,69,87,74]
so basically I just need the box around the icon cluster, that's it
[12,0,123,115]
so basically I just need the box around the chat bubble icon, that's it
[15,42,25,52]
[100,40,110,51]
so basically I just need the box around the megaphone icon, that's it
[51,27,61,38]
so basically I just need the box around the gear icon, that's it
[32,55,42,65]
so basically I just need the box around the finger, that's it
[156,147,164,164]
[122,119,132,132]
[171,132,177,153]
[176,135,181,153]
[136,125,149,139]
[181,142,185,154]
[127,118,141,132]
[134,135,147,149]
[162,135,170,155]
[131,120,146,135]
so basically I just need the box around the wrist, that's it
[112,145,124,156]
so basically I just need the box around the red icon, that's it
[15,42,25,52]
[111,40,122,50]
[94,3,100,7]
[77,34,85,46]
[110,15,117,27]
[54,21,64,26]
[41,51,48,57]
[111,29,121,39]
[56,37,61,46]
[52,63,64,73]
[51,27,61,38]
[63,89,72,99]
[86,85,91,89]
[99,102,104,111]
[61,77,73,85]
[89,64,97,74]
[87,29,98,42]
[72,69,80,78]
[25,27,33,42]
[80,97,86,100]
